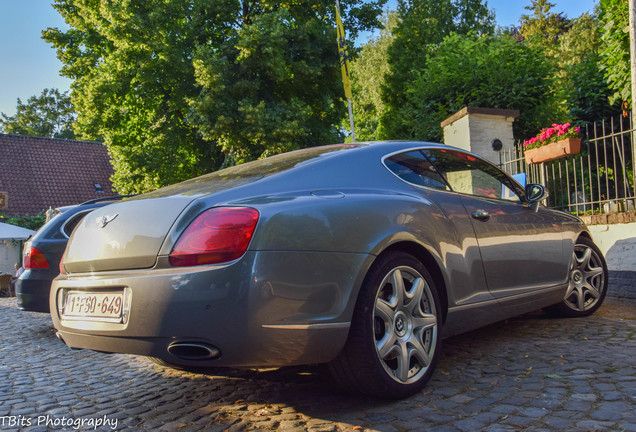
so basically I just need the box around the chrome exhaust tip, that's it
[167,342,220,361]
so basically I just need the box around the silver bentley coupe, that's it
[50,141,607,399]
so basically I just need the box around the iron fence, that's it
[500,115,636,216]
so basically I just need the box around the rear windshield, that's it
[141,144,362,198]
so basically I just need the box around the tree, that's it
[402,33,555,141]
[520,1,618,125]
[519,0,571,55]
[382,0,496,138]
[557,12,618,124]
[599,0,631,107]
[44,0,385,193]
[0,89,75,139]
[349,10,398,141]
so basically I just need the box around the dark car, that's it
[17,196,131,312]
[50,142,607,399]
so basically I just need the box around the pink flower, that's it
[525,121,581,150]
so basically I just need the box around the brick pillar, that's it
[440,107,519,165]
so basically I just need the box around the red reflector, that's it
[169,207,259,267]
[24,247,50,269]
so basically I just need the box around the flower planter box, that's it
[524,137,581,164]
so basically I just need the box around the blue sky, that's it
[0,0,598,117]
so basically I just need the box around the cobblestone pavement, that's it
[1,296,635,432]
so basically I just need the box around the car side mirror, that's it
[525,183,548,212]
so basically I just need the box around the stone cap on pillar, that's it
[440,107,519,128]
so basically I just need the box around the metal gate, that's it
[499,115,636,216]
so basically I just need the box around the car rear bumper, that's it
[16,271,54,313]
[50,251,372,368]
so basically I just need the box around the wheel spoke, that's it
[375,298,395,323]
[389,269,405,308]
[409,335,431,367]
[412,313,437,332]
[376,331,398,358]
[575,287,586,310]
[585,266,604,279]
[395,340,410,382]
[582,282,601,299]
[405,277,425,314]
[577,248,592,269]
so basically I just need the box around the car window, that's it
[422,149,524,202]
[62,211,91,238]
[384,151,450,191]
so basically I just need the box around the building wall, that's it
[443,115,471,151]
[0,241,21,275]
[587,222,636,299]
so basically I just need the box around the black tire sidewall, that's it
[348,251,442,399]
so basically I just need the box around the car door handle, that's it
[471,210,490,221]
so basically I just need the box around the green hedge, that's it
[0,213,46,231]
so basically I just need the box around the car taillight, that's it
[24,247,50,269]
[59,251,66,274]
[169,207,259,267]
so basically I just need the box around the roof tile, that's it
[0,134,116,216]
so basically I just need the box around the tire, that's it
[544,236,608,318]
[329,251,442,399]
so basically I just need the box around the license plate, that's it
[63,291,125,322]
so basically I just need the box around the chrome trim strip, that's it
[261,322,350,330]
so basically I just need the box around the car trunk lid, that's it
[63,196,195,273]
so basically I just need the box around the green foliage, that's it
[44,0,386,193]
[382,0,496,138]
[0,89,75,139]
[556,12,618,124]
[0,213,46,231]
[599,0,631,107]
[519,2,618,127]
[350,10,397,141]
[192,6,345,163]
[400,33,554,141]
[43,0,228,193]
[519,0,571,55]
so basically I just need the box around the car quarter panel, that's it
[227,188,492,311]
[51,250,370,367]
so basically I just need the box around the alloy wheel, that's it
[564,243,606,312]
[373,266,438,384]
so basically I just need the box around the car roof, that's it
[138,141,450,200]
